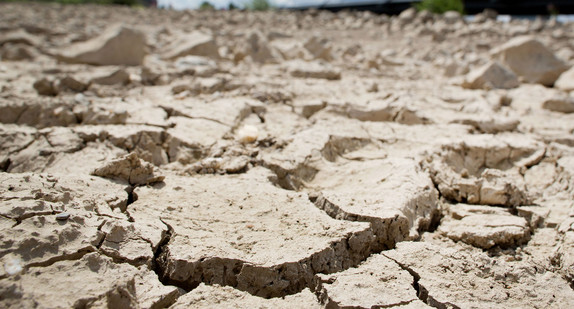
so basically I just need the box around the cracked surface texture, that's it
[2,3,574,308]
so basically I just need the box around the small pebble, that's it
[236,125,259,144]
[4,258,22,275]
[56,212,70,221]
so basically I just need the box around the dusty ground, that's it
[1,3,574,308]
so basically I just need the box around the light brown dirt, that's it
[1,3,574,308]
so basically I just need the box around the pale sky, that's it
[157,0,348,10]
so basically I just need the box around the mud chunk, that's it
[54,25,146,66]
[33,78,59,96]
[58,76,88,92]
[171,284,320,308]
[130,167,374,297]
[0,43,37,61]
[303,35,333,61]
[384,242,574,308]
[542,95,574,113]
[450,114,519,134]
[0,29,41,47]
[491,36,569,86]
[234,30,279,63]
[439,204,531,249]
[443,10,463,24]
[90,68,130,86]
[91,152,165,186]
[286,60,341,80]
[81,105,129,125]
[462,61,519,90]
[162,31,219,60]
[555,66,574,92]
[344,99,428,124]
[315,254,423,308]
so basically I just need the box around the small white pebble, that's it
[5,258,22,276]
[236,125,259,144]
[56,212,70,221]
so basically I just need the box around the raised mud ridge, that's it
[2,3,574,308]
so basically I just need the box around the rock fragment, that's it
[491,36,569,86]
[91,152,165,186]
[462,61,519,90]
[55,25,146,66]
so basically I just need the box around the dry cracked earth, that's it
[2,3,574,308]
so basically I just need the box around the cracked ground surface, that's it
[1,3,574,308]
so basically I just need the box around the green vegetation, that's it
[228,2,237,10]
[199,1,215,10]
[247,0,271,11]
[415,0,464,14]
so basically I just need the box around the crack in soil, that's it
[383,253,461,309]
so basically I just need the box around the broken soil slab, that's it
[165,116,230,164]
[129,167,374,297]
[384,241,574,308]
[438,204,531,249]
[315,254,426,308]
[91,152,165,186]
[310,158,439,250]
[0,253,178,308]
[170,284,320,308]
[0,172,129,220]
[285,60,342,80]
[53,25,147,66]
[162,31,219,60]
[462,61,519,90]
[0,172,140,276]
[425,134,544,206]
[260,116,372,189]
[72,124,168,166]
[491,36,569,86]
